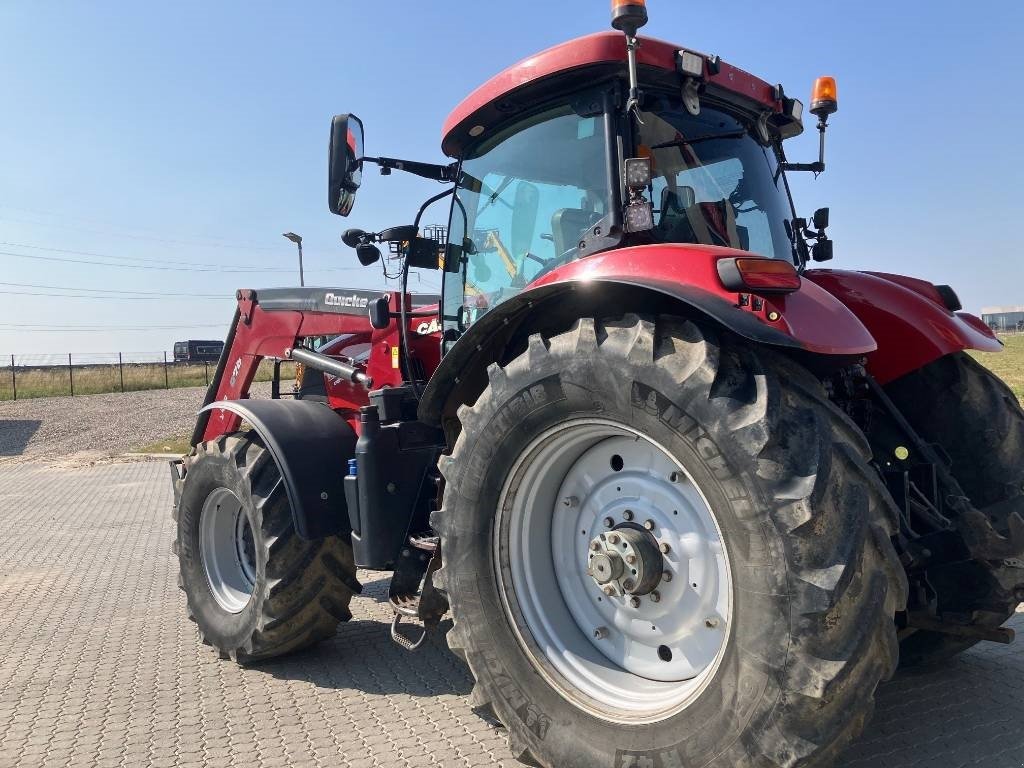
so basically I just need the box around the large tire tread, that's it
[176,432,359,664]
[435,315,906,768]
[885,352,1024,666]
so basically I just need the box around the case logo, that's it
[415,318,442,335]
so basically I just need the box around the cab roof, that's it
[442,31,783,158]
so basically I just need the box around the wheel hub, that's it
[587,526,663,596]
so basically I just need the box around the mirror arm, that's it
[781,161,825,173]
[359,156,458,183]
[780,115,829,174]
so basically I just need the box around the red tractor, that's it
[171,4,1023,766]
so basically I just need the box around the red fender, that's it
[529,244,877,355]
[419,245,877,424]
[804,269,1003,384]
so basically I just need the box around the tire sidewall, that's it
[443,339,794,766]
[177,446,267,648]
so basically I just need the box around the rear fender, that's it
[804,269,1003,384]
[418,244,876,425]
[195,399,357,540]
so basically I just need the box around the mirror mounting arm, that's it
[781,114,830,175]
[359,156,458,183]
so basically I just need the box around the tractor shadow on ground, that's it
[836,612,1024,766]
[256,581,1024,763]
[0,419,41,456]
[254,574,475,699]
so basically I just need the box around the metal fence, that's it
[0,352,217,401]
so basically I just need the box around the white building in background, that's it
[981,306,1024,332]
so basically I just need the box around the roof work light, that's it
[611,0,648,37]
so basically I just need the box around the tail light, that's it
[717,257,802,294]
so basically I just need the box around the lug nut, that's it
[650,591,661,603]
[625,554,637,565]
[602,586,614,596]
[662,571,673,582]
[562,495,579,508]
[660,542,671,554]
[603,517,614,529]
[589,541,601,552]
[643,519,655,531]
[593,626,609,640]
[608,533,620,545]
[622,579,635,592]
[629,596,641,608]
[622,510,634,521]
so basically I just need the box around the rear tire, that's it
[886,352,1024,666]
[174,432,359,663]
[435,316,906,768]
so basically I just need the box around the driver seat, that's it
[551,208,602,260]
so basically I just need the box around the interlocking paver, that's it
[0,460,1022,767]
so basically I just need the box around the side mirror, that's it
[812,207,829,230]
[812,239,834,262]
[329,114,364,217]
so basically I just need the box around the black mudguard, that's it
[195,399,357,540]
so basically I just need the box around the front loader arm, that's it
[193,288,412,446]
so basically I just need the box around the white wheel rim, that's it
[495,419,733,723]
[199,487,257,614]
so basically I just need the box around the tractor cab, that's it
[433,28,835,351]
[441,75,801,335]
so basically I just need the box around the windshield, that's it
[636,99,793,261]
[443,104,611,333]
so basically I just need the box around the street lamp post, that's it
[282,232,304,286]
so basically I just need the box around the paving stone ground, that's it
[0,460,1021,768]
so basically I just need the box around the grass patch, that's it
[0,359,296,401]
[133,436,192,455]
[970,334,1024,403]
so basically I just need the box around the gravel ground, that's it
[0,382,272,466]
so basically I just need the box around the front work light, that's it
[810,76,838,117]
[624,157,652,190]
[611,0,648,37]
[717,257,802,294]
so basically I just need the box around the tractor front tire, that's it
[886,352,1024,666]
[174,432,359,663]
[435,315,907,768]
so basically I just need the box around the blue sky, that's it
[1,1,1022,355]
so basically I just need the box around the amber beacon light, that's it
[611,0,648,36]
[810,76,838,117]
